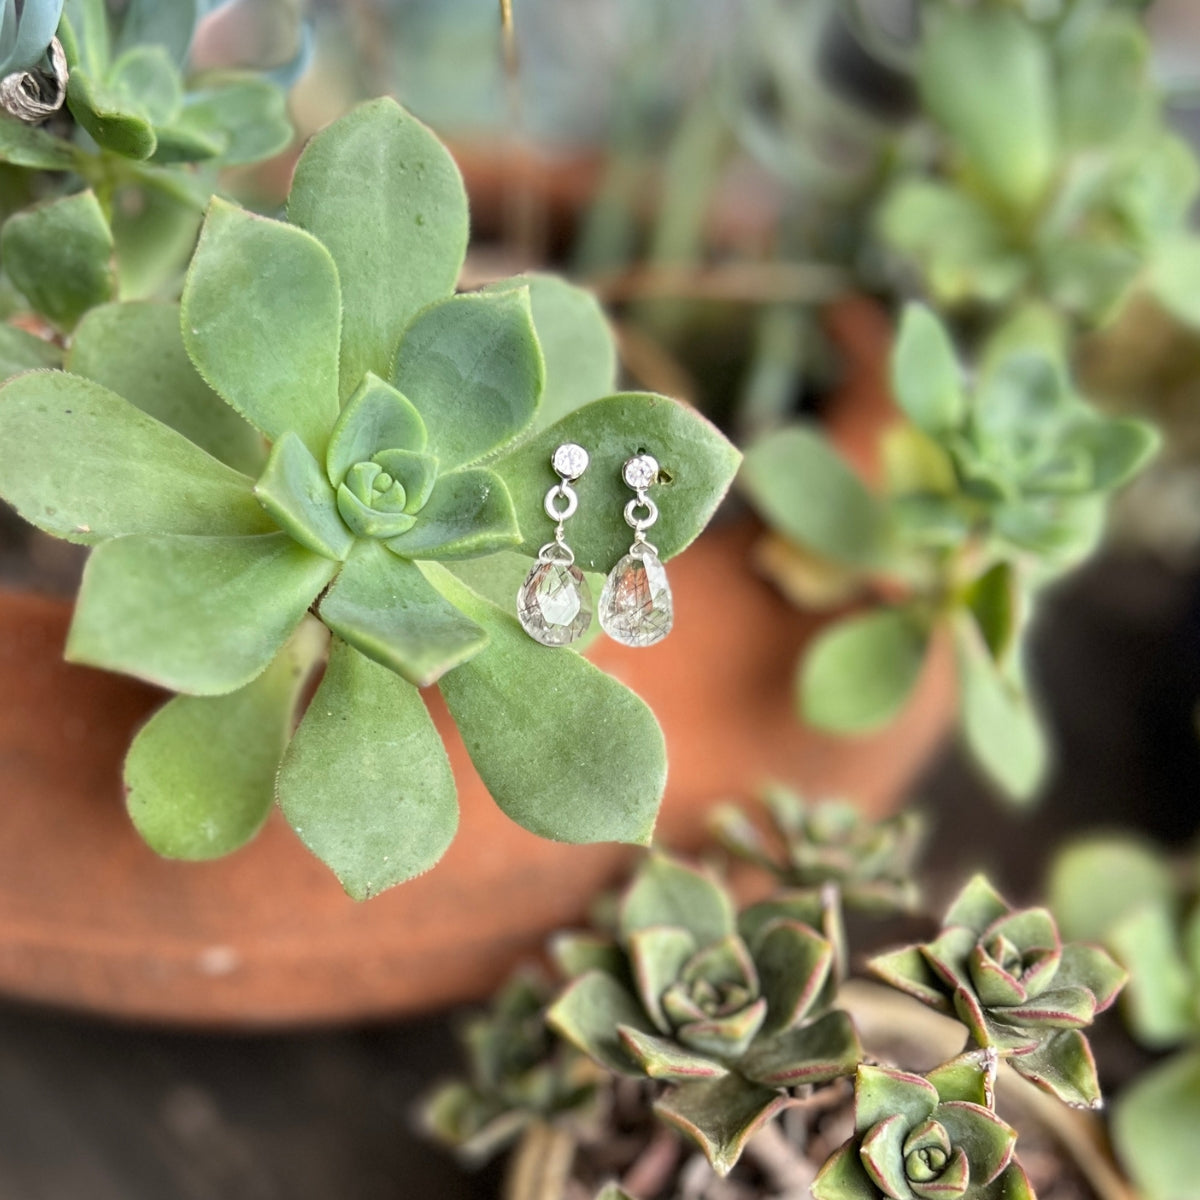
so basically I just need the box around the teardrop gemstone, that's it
[517,560,593,646]
[599,550,673,647]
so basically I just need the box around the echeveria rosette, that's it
[0,99,739,899]
[424,969,605,1163]
[813,1062,1034,1200]
[711,786,924,915]
[870,875,1127,1108]
[547,854,862,1175]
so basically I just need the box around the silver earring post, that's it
[598,453,674,647]
[516,443,594,646]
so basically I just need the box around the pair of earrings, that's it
[517,442,673,649]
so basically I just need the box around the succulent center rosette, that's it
[547,854,862,1175]
[813,1062,1034,1200]
[870,875,1127,1108]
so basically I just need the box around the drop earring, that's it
[516,442,594,646]
[599,453,674,647]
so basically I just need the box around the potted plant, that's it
[425,790,1129,1199]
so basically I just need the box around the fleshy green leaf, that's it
[325,373,428,486]
[892,304,965,435]
[67,533,337,695]
[181,197,341,457]
[384,468,520,561]
[918,4,1055,214]
[812,1140,878,1200]
[254,432,353,561]
[114,0,199,65]
[1108,904,1196,1048]
[493,393,741,572]
[926,1058,989,1107]
[124,619,325,859]
[934,1102,1017,1184]
[800,609,930,733]
[957,619,1050,803]
[393,289,544,468]
[68,301,266,475]
[627,926,698,1031]
[738,1010,862,1087]
[485,273,618,431]
[0,370,272,542]
[546,970,649,1076]
[868,946,951,1011]
[287,97,468,398]
[754,920,834,1033]
[1008,1029,1101,1109]
[1066,417,1161,492]
[66,65,156,159]
[432,566,665,845]
[110,179,205,300]
[621,855,734,948]
[1112,1049,1200,1200]
[170,73,291,166]
[944,875,1011,934]
[854,1065,938,1134]
[1060,15,1149,150]
[1048,835,1175,945]
[964,562,1019,666]
[319,543,488,687]
[617,1026,726,1082]
[741,426,887,569]
[276,637,458,898]
[110,44,182,126]
[0,323,60,380]
[653,1074,792,1176]
[1,191,116,331]
[0,116,80,169]
[877,179,1026,307]
[1149,235,1200,329]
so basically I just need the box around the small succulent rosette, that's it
[424,969,605,1163]
[711,786,924,914]
[871,875,1127,1107]
[813,1062,1033,1200]
[547,854,862,1174]
[0,98,739,897]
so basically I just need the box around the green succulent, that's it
[424,969,605,1163]
[0,98,740,897]
[0,0,301,341]
[711,786,924,915]
[547,853,862,1175]
[870,874,1127,1108]
[740,302,1159,803]
[877,0,1200,333]
[1050,834,1200,1200]
[813,1061,1033,1200]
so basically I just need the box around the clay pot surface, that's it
[0,516,951,1028]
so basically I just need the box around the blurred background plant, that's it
[1050,830,1200,1200]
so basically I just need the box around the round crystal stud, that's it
[623,454,659,490]
[552,442,589,482]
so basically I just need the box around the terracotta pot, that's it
[0,298,953,1029]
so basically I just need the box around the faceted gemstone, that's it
[623,454,659,490]
[599,549,673,647]
[552,442,590,482]
[517,560,593,646]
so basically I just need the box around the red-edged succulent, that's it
[546,853,863,1174]
[813,1061,1034,1200]
[870,875,1127,1107]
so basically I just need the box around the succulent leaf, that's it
[182,198,341,457]
[276,636,458,899]
[325,374,428,487]
[66,532,337,696]
[620,855,735,948]
[318,544,488,687]
[255,432,354,561]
